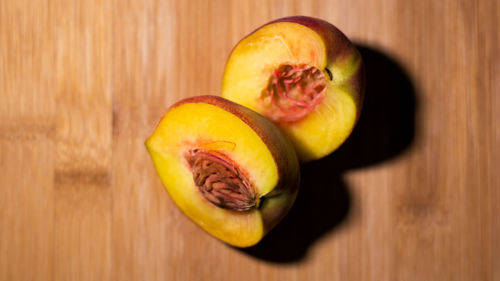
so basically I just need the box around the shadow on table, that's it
[238,44,418,263]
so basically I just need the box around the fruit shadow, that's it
[237,44,418,263]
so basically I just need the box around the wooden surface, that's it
[1,0,499,280]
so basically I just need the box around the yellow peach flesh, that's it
[286,86,357,160]
[222,22,326,113]
[146,102,279,247]
[222,21,363,161]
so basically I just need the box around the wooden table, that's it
[1,0,499,280]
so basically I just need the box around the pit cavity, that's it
[185,149,257,211]
[259,64,328,122]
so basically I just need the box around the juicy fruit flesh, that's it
[222,22,326,114]
[287,86,357,160]
[185,148,257,211]
[148,102,278,194]
[259,63,327,122]
[146,101,280,247]
[222,21,362,161]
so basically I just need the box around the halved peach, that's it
[146,96,299,247]
[222,16,365,161]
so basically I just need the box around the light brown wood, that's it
[1,0,499,280]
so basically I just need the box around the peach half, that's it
[222,16,365,161]
[146,96,299,247]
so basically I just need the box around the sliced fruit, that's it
[222,16,365,161]
[146,95,299,247]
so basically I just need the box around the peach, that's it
[146,96,299,247]
[222,16,365,161]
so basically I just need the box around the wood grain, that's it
[1,0,499,280]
